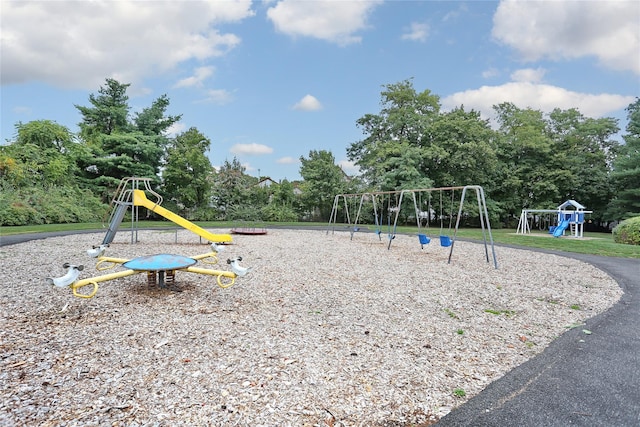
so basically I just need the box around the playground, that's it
[0,226,622,425]
[516,200,593,239]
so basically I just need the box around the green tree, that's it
[421,107,497,188]
[76,78,130,141]
[348,81,498,193]
[162,127,213,210]
[272,179,296,208]
[0,120,78,186]
[548,108,620,221]
[261,178,300,222]
[133,94,181,136]
[0,120,107,225]
[492,103,571,222]
[299,150,347,221]
[79,132,164,199]
[347,79,440,188]
[211,157,253,219]
[608,98,640,219]
[75,78,180,199]
[377,143,432,191]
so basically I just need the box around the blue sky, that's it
[2,0,639,182]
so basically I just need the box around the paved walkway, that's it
[2,232,638,425]
[0,229,103,247]
[437,250,640,426]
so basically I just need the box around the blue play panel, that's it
[123,254,196,271]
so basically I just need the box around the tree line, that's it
[1,78,638,227]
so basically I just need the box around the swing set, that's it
[412,189,456,248]
[330,191,401,247]
[328,185,497,268]
[329,191,400,244]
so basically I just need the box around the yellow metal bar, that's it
[184,266,237,288]
[71,269,144,298]
[190,252,219,265]
[96,256,129,271]
[133,190,232,243]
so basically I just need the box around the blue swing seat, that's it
[418,234,431,249]
[439,235,452,247]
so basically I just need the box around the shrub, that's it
[261,204,298,222]
[0,202,40,225]
[186,206,218,221]
[226,205,263,221]
[612,216,640,245]
[0,184,108,226]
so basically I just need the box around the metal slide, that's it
[102,202,128,245]
[132,190,232,243]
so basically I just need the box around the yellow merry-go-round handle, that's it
[72,281,99,299]
[96,257,128,271]
[216,274,236,288]
[191,252,219,265]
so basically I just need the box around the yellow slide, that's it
[133,190,232,243]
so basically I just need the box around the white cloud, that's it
[0,1,254,88]
[230,143,274,155]
[492,0,640,74]
[482,67,500,79]
[338,159,360,176]
[442,3,468,22]
[510,67,546,83]
[242,162,256,173]
[197,89,234,105]
[12,106,32,115]
[174,66,215,89]
[442,81,635,123]
[277,156,297,164]
[293,94,323,111]
[266,0,382,46]
[129,86,154,98]
[164,122,187,137]
[401,22,429,42]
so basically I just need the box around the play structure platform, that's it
[102,177,232,245]
[516,200,592,238]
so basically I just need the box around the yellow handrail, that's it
[71,270,144,298]
[96,257,129,271]
[191,252,219,265]
[184,266,237,288]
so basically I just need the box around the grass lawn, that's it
[452,228,638,258]
[1,221,637,259]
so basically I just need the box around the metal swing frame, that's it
[328,185,498,268]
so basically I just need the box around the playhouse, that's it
[516,200,592,238]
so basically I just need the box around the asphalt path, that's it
[436,250,640,426]
[1,230,638,425]
[0,229,104,247]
